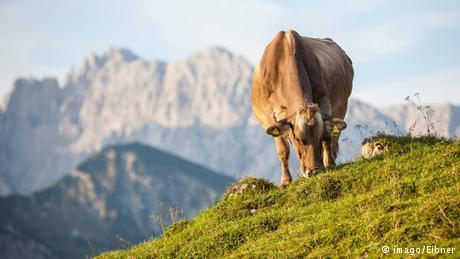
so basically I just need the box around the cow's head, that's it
[266,104,347,177]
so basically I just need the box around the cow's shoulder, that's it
[258,30,303,85]
[267,29,303,56]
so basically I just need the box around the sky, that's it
[1,0,459,106]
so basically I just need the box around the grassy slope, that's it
[98,135,460,258]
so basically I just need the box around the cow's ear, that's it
[325,118,347,137]
[266,121,291,137]
[331,118,347,130]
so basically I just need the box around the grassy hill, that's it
[98,135,459,258]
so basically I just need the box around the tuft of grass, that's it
[97,135,460,258]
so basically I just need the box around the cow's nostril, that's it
[312,166,323,174]
[303,165,323,178]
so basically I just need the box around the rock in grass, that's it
[223,177,276,198]
[361,136,391,159]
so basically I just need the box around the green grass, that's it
[97,135,460,258]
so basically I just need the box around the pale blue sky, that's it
[1,0,459,106]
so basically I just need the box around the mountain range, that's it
[0,143,233,258]
[0,47,459,195]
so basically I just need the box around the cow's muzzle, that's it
[302,165,323,178]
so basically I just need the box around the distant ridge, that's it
[0,142,233,259]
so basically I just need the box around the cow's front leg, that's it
[322,118,345,169]
[322,139,335,169]
[274,136,292,187]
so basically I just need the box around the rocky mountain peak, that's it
[188,46,236,60]
[2,77,60,116]
[106,48,139,63]
[67,48,140,84]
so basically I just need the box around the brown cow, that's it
[251,30,353,187]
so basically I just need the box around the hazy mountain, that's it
[338,99,404,162]
[0,47,254,194]
[336,99,459,162]
[0,143,233,259]
[381,103,460,137]
[0,47,458,194]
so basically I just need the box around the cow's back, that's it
[301,37,353,119]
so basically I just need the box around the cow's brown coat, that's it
[251,30,353,186]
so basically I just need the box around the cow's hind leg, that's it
[274,136,292,187]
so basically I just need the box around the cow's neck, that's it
[281,53,314,115]
[278,82,313,116]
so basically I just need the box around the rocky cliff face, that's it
[0,78,77,194]
[0,47,458,194]
[0,47,254,194]
[0,143,233,259]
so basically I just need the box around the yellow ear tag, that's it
[272,128,279,135]
[331,126,341,137]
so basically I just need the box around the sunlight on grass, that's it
[97,135,460,258]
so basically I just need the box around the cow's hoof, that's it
[280,179,292,188]
[324,163,336,170]
[280,183,290,188]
